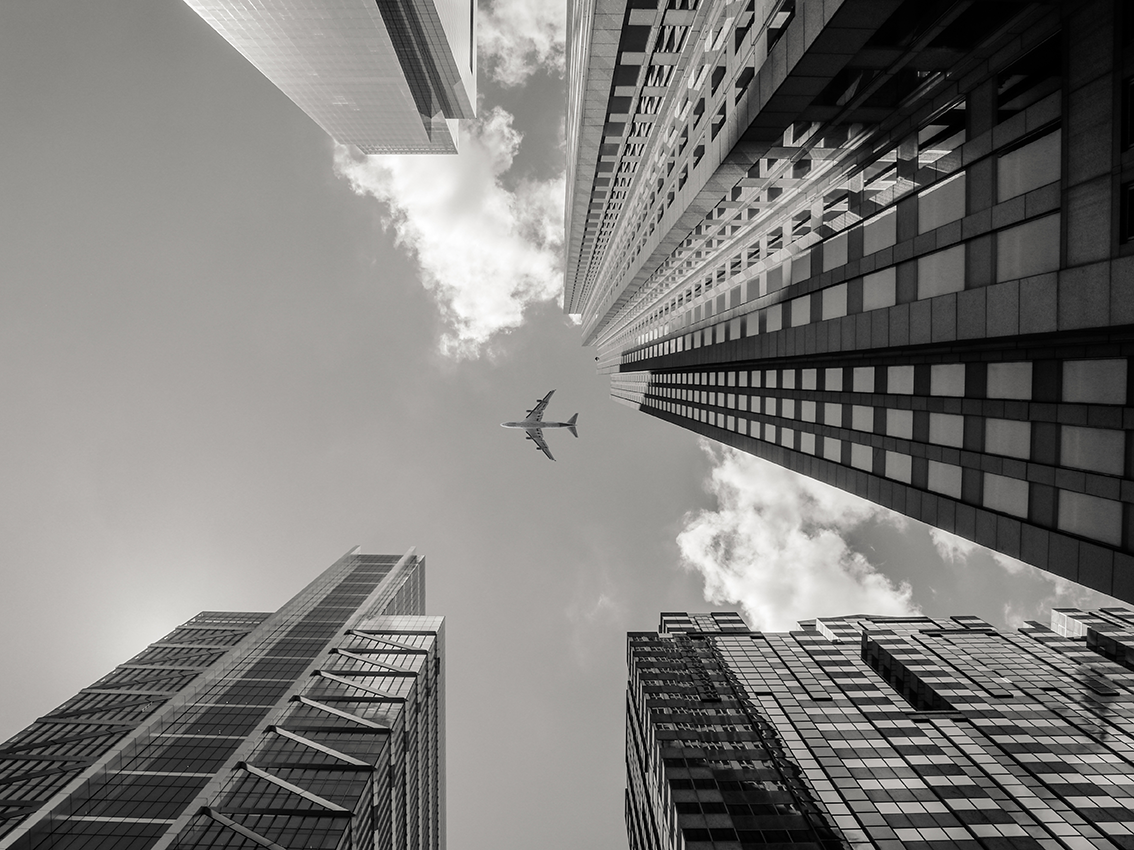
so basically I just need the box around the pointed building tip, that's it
[349,545,362,555]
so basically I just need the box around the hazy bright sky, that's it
[0,1,1122,847]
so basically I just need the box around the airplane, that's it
[501,390,578,461]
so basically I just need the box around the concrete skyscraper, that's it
[566,0,1134,601]
[0,548,444,850]
[627,608,1134,850]
[182,0,476,153]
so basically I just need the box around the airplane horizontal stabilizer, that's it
[568,413,578,438]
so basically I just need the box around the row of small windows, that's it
[638,397,1126,547]
[635,358,1130,406]
[626,129,1061,351]
[642,383,1127,475]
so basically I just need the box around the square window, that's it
[822,284,848,320]
[853,367,875,393]
[825,368,843,391]
[985,419,1030,459]
[1058,491,1123,546]
[1061,426,1125,475]
[888,365,914,394]
[983,473,1029,518]
[851,443,873,471]
[928,461,963,498]
[887,409,913,439]
[863,268,897,311]
[930,364,965,396]
[996,214,1060,282]
[918,173,966,234]
[886,451,912,483]
[863,209,897,255]
[1063,360,1127,405]
[929,413,965,447]
[987,362,1032,399]
[917,245,965,299]
[852,405,873,431]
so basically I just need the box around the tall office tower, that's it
[182,0,476,153]
[626,609,1134,850]
[0,547,445,850]
[566,0,1134,600]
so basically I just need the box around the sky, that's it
[0,1,1124,847]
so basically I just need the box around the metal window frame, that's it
[291,696,390,731]
[238,763,349,813]
[331,649,415,675]
[267,726,372,768]
[312,670,405,701]
[199,807,290,850]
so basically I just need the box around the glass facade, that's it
[565,0,1134,601]
[181,0,476,154]
[0,548,444,850]
[627,608,1134,850]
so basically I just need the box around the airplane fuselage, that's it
[501,421,574,429]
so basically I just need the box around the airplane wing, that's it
[525,390,555,423]
[525,429,555,461]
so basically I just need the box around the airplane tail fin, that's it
[567,413,579,438]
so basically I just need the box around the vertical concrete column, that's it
[1063,0,1116,267]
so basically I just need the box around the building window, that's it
[984,474,1029,518]
[929,413,965,447]
[888,365,914,394]
[930,364,965,396]
[1063,360,1128,405]
[824,402,841,424]
[801,401,816,422]
[853,367,874,393]
[863,208,897,255]
[918,172,966,233]
[996,214,1061,282]
[1058,491,1123,546]
[928,461,963,498]
[1060,426,1125,476]
[862,268,897,311]
[800,432,816,454]
[851,405,873,431]
[825,367,843,391]
[793,296,811,328]
[885,451,912,483]
[823,232,848,271]
[824,437,841,459]
[985,419,1030,460]
[998,131,1060,201]
[851,443,872,471]
[887,409,913,439]
[822,283,848,320]
[987,362,1032,400]
[801,369,816,390]
[917,245,965,299]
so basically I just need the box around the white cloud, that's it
[677,441,918,631]
[479,0,566,86]
[928,528,978,563]
[334,107,564,359]
[930,530,1123,628]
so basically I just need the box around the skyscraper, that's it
[566,0,1134,600]
[182,0,476,154]
[0,547,444,850]
[627,608,1134,850]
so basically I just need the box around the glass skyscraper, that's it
[566,0,1134,601]
[0,547,444,850]
[627,608,1134,850]
[181,0,477,153]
